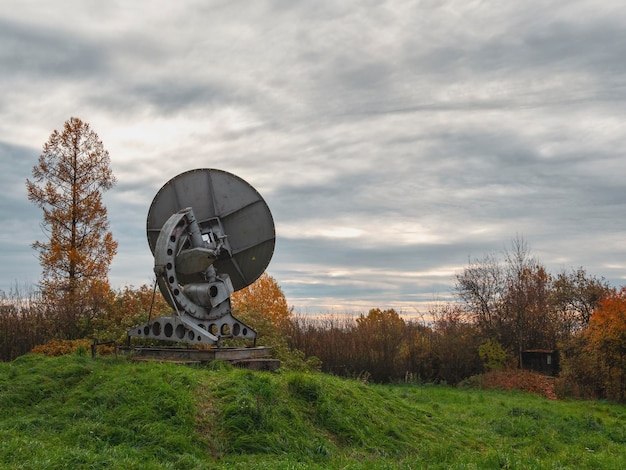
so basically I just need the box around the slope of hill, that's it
[0,354,624,469]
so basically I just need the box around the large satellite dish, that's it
[129,168,275,346]
[147,168,275,291]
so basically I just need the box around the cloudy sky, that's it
[1,1,625,315]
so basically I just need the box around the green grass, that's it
[0,355,625,469]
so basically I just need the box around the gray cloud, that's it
[0,142,44,286]
[0,20,109,83]
[1,0,625,314]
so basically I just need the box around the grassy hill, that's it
[0,354,625,469]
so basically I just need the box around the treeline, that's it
[2,241,625,402]
[0,285,49,361]
[0,284,170,361]
[284,239,625,401]
[286,307,482,384]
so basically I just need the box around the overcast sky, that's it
[1,1,625,315]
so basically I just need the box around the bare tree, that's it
[552,267,611,334]
[456,236,558,362]
[455,252,505,339]
[502,237,555,364]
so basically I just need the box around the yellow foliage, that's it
[231,272,292,333]
[31,339,115,357]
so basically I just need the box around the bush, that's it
[479,339,507,371]
[0,285,52,361]
[31,339,116,357]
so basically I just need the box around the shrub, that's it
[31,339,115,357]
[479,339,507,371]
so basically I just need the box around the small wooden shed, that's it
[521,349,559,376]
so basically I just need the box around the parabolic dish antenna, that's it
[129,168,275,346]
[147,168,275,292]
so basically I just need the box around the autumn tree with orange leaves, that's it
[26,117,117,339]
[230,272,319,369]
[558,287,624,401]
[93,284,171,341]
[355,308,406,381]
[231,272,293,336]
[584,288,626,401]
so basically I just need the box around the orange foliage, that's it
[95,284,171,340]
[26,117,117,339]
[31,339,115,357]
[231,272,292,333]
[584,287,626,401]
[479,369,557,400]
[355,308,407,382]
[587,287,626,344]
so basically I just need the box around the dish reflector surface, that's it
[147,168,275,291]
